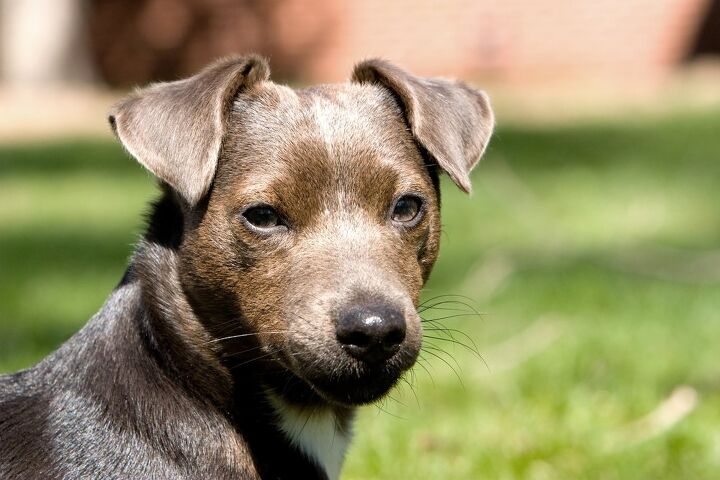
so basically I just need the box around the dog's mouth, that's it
[279,344,420,406]
[246,300,422,406]
[305,366,401,405]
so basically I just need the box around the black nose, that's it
[336,304,406,363]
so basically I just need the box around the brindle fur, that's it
[0,55,493,479]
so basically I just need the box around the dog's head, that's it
[110,55,493,406]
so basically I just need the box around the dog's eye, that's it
[391,195,423,225]
[242,205,284,231]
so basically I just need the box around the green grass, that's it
[2,111,720,478]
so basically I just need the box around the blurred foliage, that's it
[1,111,719,478]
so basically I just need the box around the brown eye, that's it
[391,195,423,225]
[241,205,285,232]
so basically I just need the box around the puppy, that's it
[0,55,493,479]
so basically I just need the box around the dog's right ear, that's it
[352,59,494,194]
[109,55,270,205]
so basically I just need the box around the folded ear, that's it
[352,59,494,193]
[109,55,270,205]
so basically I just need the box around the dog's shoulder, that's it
[0,366,62,477]
[0,282,249,479]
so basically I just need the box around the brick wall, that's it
[86,0,713,86]
[311,0,711,82]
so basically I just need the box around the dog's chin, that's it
[293,352,419,406]
[305,368,402,406]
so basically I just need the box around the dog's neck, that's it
[130,191,354,478]
[266,392,353,480]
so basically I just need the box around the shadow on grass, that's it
[0,139,133,176]
[493,111,720,174]
[0,229,136,274]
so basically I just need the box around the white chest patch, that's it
[267,393,351,480]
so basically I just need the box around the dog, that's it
[0,55,493,479]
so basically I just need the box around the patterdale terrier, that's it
[0,55,493,479]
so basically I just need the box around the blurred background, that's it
[1,1,720,478]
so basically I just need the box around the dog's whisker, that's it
[205,331,289,344]
[422,325,486,366]
[421,346,464,387]
[280,307,318,329]
[410,366,418,387]
[420,304,484,316]
[419,297,480,308]
[422,334,483,359]
[229,351,281,369]
[296,405,316,441]
[229,348,307,371]
[423,342,463,371]
[221,344,267,359]
[423,335,489,371]
[418,294,480,309]
[412,357,436,387]
[421,318,473,341]
[423,325,478,348]
[420,312,487,322]
[419,305,479,314]
[418,304,479,316]
[418,299,480,314]
[386,391,408,409]
[374,399,407,421]
[422,326,460,344]
[399,375,421,409]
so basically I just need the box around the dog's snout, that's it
[336,304,406,363]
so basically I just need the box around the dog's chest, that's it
[268,395,351,480]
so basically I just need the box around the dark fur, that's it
[0,55,493,479]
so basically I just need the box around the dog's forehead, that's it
[215,82,432,209]
[235,82,403,140]
[223,82,422,175]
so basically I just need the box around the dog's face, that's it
[182,84,439,404]
[110,56,493,406]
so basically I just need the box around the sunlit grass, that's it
[1,110,719,478]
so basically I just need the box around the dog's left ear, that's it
[109,55,270,205]
[352,59,494,193]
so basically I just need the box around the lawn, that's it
[1,110,719,479]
